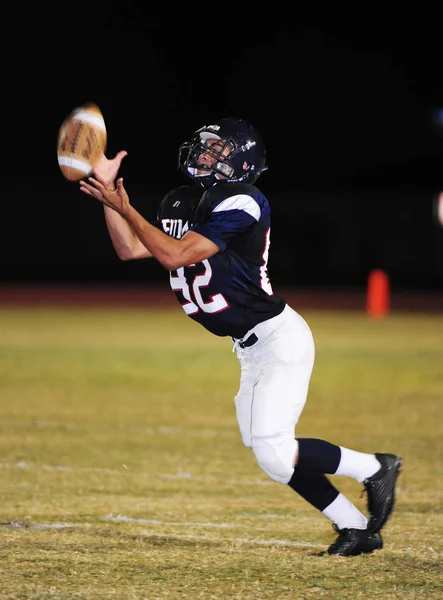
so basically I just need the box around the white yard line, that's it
[0,461,272,485]
[135,531,323,549]
[0,520,323,549]
[105,513,240,528]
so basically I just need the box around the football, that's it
[57,103,107,181]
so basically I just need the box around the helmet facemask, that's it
[179,133,238,186]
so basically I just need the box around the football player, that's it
[80,118,402,556]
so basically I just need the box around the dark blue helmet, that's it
[178,118,268,188]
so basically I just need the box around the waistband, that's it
[232,332,258,349]
[232,304,289,349]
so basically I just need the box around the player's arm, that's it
[87,151,152,260]
[122,210,219,269]
[80,177,219,270]
[103,206,153,260]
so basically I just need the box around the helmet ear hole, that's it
[242,161,248,171]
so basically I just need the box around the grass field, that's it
[0,306,442,599]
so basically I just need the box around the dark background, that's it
[5,11,443,293]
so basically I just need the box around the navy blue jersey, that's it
[156,182,285,338]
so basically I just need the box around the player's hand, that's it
[80,177,130,216]
[91,151,128,190]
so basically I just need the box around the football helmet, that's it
[178,118,268,187]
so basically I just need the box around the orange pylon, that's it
[367,269,390,318]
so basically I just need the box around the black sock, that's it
[296,438,342,474]
[288,467,340,512]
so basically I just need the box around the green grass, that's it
[0,307,442,599]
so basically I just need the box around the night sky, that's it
[6,12,443,290]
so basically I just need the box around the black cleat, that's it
[363,453,403,533]
[323,527,383,556]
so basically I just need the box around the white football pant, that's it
[233,304,315,484]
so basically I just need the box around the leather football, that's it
[57,103,107,181]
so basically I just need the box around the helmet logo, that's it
[239,140,256,152]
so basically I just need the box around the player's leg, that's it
[234,356,258,452]
[261,307,401,537]
[234,361,380,554]
[294,438,402,533]
[249,351,371,530]
[252,366,385,554]
[247,307,383,554]
[288,468,383,556]
[245,305,315,484]
[234,307,399,553]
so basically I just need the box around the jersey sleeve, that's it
[191,193,261,251]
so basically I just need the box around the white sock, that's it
[334,447,381,483]
[322,493,368,530]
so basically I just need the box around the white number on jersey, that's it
[170,259,229,315]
